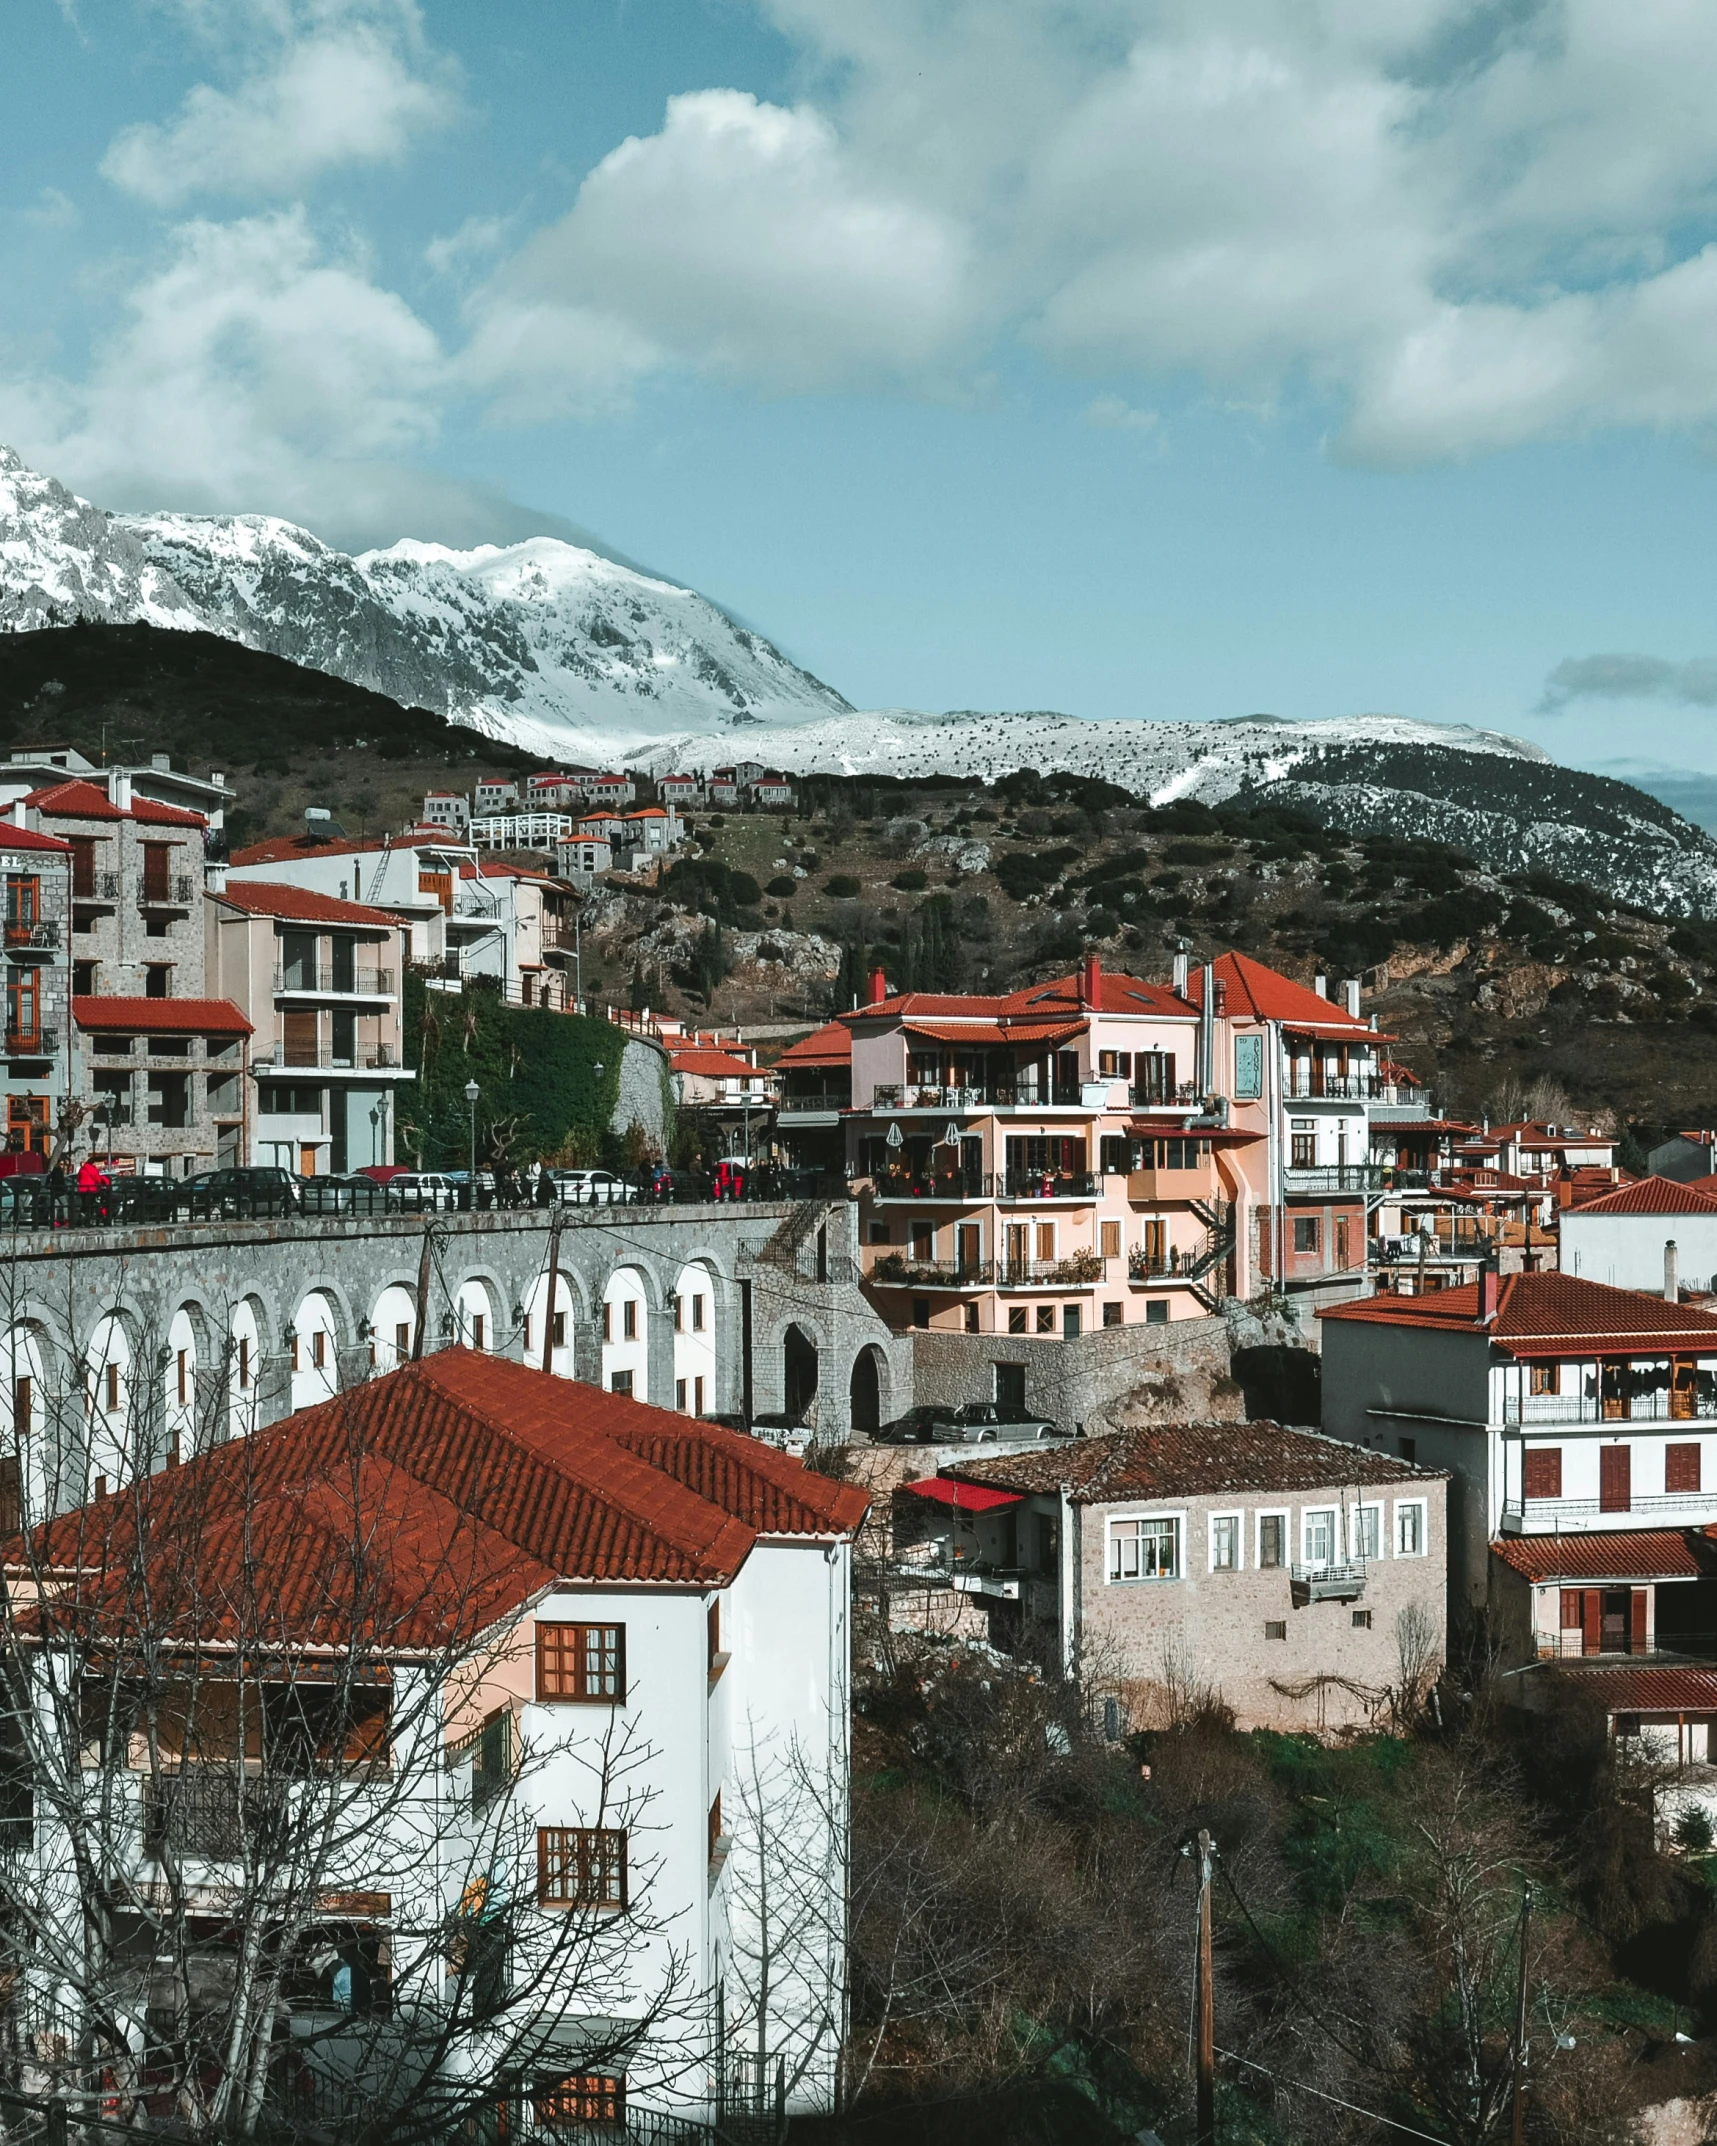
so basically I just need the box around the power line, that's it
[1216,2047,1455,2145]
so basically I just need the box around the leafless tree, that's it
[0,1279,696,2142]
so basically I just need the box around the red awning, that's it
[904,1477,1023,1512]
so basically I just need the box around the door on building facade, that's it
[956,1224,981,1275]
[994,1363,1027,1416]
[141,844,170,905]
[6,1097,45,1154]
[1672,1360,1698,1420]
[300,1143,319,1178]
[283,1010,319,1067]
[1599,1443,1632,1513]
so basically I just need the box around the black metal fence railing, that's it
[0,1166,855,1234]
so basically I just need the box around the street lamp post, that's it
[464,1079,479,1184]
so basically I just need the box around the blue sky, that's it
[8,1,1717,793]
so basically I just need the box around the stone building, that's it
[0,813,74,1158]
[898,1421,1448,1733]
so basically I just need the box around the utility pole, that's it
[1196,1827,1216,2146]
[1510,1883,1534,2146]
[542,1202,566,1375]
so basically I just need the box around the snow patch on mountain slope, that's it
[0,447,851,746]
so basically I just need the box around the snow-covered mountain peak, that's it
[0,446,851,751]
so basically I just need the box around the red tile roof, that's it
[216,880,404,930]
[948,1420,1440,1501]
[1549,1666,1717,1715]
[1569,1176,1717,1216]
[72,996,253,1035]
[24,1353,867,1650]
[847,969,1198,1027]
[1186,950,1379,1035]
[1321,1271,1717,1357]
[901,1018,1084,1047]
[26,779,205,827]
[0,823,71,853]
[670,1047,762,1080]
[774,1022,852,1069]
[230,832,379,865]
[1491,1530,1717,1582]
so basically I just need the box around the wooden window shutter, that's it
[1631,1589,1648,1652]
[1582,1591,1601,1656]
[1667,1443,1702,1494]
[1599,1444,1632,1513]
[1522,1448,1562,1500]
[1559,1589,1582,1631]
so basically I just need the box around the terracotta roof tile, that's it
[1187,950,1379,1035]
[1490,1530,1717,1582]
[26,779,204,828]
[1569,1176,1717,1216]
[1547,1666,1717,1714]
[25,1353,867,1650]
[72,995,253,1035]
[947,1420,1441,1502]
[0,824,72,854]
[216,880,404,930]
[1321,1272,1717,1356]
[774,1022,852,1069]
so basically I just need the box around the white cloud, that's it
[1084,395,1158,433]
[457,0,1717,463]
[463,89,975,410]
[102,3,458,205]
[1540,654,1717,712]
[0,209,449,543]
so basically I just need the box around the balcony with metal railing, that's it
[867,1251,1110,1288]
[1500,1388,1717,1425]
[3,1026,57,1058]
[871,1081,1084,1111]
[141,1768,287,1860]
[871,1166,992,1202]
[3,919,58,955]
[274,964,396,997]
[1503,1491,1717,1532]
[1285,1165,1431,1195]
[1128,1078,1205,1108]
[1289,1561,1367,1605]
[255,1041,401,1071]
[996,1170,1100,1201]
[72,870,121,905]
[776,1084,852,1119]
[137,874,195,910]
[1283,1068,1385,1101]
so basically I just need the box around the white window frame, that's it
[1351,1501,1384,1564]
[1255,1508,1289,1572]
[1207,1510,1243,1573]
[1106,1511,1185,1584]
[1394,1497,1428,1558]
[1301,1506,1339,1569]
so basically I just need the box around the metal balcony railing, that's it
[141,1769,287,1859]
[776,1086,852,1114]
[872,1167,992,1201]
[72,871,121,902]
[1284,1165,1429,1193]
[1504,1491,1717,1530]
[137,875,195,909]
[1290,1561,1367,1605]
[255,1042,398,1070]
[3,1026,57,1057]
[274,966,396,996]
[1129,1078,1204,1107]
[871,1082,1084,1110]
[1283,1070,1385,1101]
[1500,1390,1717,1425]
[996,1171,1099,1200]
[3,920,58,952]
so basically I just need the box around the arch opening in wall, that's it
[229,1297,264,1438]
[524,1271,578,1379]
[849,1344,885,1436]
[3,1322,52,1528]
[453,1279,497,1353]
[369,1285,419,1375]
[602,1267,650,1401]
[165,1305,199,1462]
[86,1313,133,1496]
[784,1324,819,1423]
[290,1290,342,1411]
[671,1260,717,1416]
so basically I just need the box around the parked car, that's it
[876,1401,1063,1445]
[553,1169,628,1206]
[180,1166,302,1215]
[749,1411,812,1455]
[384,1172,460,1211]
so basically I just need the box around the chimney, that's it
[1343,978,1361,1018]
[204,861,227,894]
[1666,1239,1680,1305]
[1478,1250,1500,1323]
[1080,953,1101,1007]
[111,770,133,813]
[9,798,24,828]
[1172,950,1191,996]
[867,965,888,1006]
[1314,973,1328,999]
